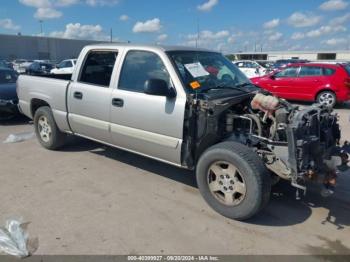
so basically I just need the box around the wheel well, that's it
[315,89,336,101]
[31,99,50,117]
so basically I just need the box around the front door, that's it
[269,66,300,99]
[110,50,186,165]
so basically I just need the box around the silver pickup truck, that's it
[17,43,343,220]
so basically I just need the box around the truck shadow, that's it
[62,137,350,228]
[0,114,31,126]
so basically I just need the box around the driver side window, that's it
[118,50,170,93]
[275,67,299,78]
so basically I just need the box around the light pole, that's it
[39,20,43,36]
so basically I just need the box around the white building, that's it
[232,50,350,61]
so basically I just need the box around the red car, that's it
[251,63,350,107]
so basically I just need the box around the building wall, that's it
[0,34,104,62]
[267,53,318,61]
[234,51,350,61]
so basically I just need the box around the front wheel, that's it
[34,106,67,150]
[196,142,271,220]
[317,91,336,108]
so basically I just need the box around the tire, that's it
[34,106,67,150]
[317,91,336,108]
[196,141,271,220]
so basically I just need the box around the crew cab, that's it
[251,63,350,107]
[17,44,342,220]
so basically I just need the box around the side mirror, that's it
[269,75,276,80]
[144,79,176,98]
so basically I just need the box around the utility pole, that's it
[39,20,43,36]
[195,17,200,48]
[110,28,113,43]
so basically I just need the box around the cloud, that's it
[305,25,346,38]
[133,18,162,33]
[268,32,283,41]
[85,0,118,6]
[323,37,348,45]
[157,34,168,42]
[0,18,21,31]
[263,18,280,29]
[197,0,218,12]
[50,23,108,40]
[19,0,51,8]
[319,0,348,11]
[55,0,79,6]
[227,36,235,44]
[291,32,305,40]
[196,30,229,40]
[119,14,129,21]
[19,0,73,20]
[287,12,321,27]
[184,30,230,49]
[34,7,62,19]
[330,13,350,25]
[19,0,118,20]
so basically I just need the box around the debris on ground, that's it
[0,219,29,258]
[3,132,35,144]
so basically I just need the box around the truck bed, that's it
[17,74,72,132]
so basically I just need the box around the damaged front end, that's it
[189,90,347,199]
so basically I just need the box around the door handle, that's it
[112,98,124,107]
[74,91,83,100]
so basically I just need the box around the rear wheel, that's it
[196,142,271,220]
[34,106,67,150]
[317,91,336,108]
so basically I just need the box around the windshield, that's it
[167,51,252,93]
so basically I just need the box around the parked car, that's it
[17,44,342,220]
[256,60,275,73]
[51,59,77,75]
[272,59,308,69]
[12,59,33,73]
[0,60,14,70]
[0,68,19,119]
[233,60,267,78]
[26,62,54,76]
[251,63,350,107]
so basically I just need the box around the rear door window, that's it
[299,66,323,77]
[79,51,118,87]
[323,68,336,76]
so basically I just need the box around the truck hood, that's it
[0,83,18,100]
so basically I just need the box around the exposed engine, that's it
[223,92,342,197]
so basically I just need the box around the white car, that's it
[233,60,267,78]
[51,59,77,75]
[12,59,33,74]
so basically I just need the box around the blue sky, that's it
[0,0,349,53]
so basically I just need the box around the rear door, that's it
[67,50,118,142]
[109,49,186,165]
[293,66,325,100]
